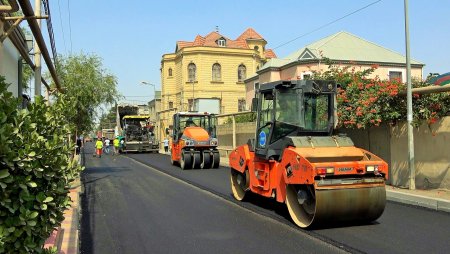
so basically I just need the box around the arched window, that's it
[254,46,259,52]
[168,68,173,77]
[188,63,196,81]
[212,63,221,81]
[238,64,246,82]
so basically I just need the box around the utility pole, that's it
[404,0,415,190]
[34,0,41,97]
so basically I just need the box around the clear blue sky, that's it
[45,0,449,102]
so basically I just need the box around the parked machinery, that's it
[229,80,388,228]
[171,112,220,169]
[117,103,159,153]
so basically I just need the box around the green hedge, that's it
[0,76,82,253]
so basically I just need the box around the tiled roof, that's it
[264,49,277,59]
[259,31,424,73]
[286,31,424,65]
[193,35,205,46]
[175,28,275,57]
[237,28,264,41]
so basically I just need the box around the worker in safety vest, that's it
[95,138,103,158]
[113,136,120,155]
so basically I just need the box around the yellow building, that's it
[159,28,276,135]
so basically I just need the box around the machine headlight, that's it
[316,167,334,176]
[184,138,195,146]
[366,165,379,172]
[210,138,218,146]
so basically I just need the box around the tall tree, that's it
[47,53,121,135]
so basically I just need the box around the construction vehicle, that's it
[117,104,159,153]
[229,80,388,228]
[101,128,115,141]
[170,112,220,169]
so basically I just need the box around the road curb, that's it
[386,190,450,213]
[220,157,450,213]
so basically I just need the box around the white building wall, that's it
[0,36,20,97]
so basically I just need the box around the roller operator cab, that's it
[229,80,388,228]
[170,112,220,169]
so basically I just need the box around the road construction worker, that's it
[113,136,120,155]
[95,138,103,158]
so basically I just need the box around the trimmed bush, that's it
[0,76,82,253]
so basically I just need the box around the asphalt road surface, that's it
[80,147,450,254]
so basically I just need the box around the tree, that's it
[311,59,450,129]
[97,106,117,130]
[47,53,121,135]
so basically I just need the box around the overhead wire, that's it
[42,0,57,62]
[67,0,72,53]
[57,0,67,54]
[272,0,382,50]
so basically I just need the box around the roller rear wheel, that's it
[200,151,212,169]
[285,183,386,228]
[192,152,201,169]
[180,151,192,170]
[230,169,249,201]
[212,151,220,168]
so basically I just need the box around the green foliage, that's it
[98,106,117,130]
[224,112,256,124]
[411,79,450,126]
[21,64,33,90]
[47,53,121,135]
[0,76,83,253]
[312,61,450,129]
[42,247,57,254]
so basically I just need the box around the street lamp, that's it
[141,81,160,147]
[140,81,156,101]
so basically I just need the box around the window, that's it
[169,101,173,109]
[188,63,196,82]
[168,68,173,77]
[212,63,221,81]
[238,99,246,112]
[389,71,403,82]
[254,46,259,52]
[188,99,194,111]
[302,73,312,80]
[238,64,246,82]
[257,92,274,149]
[217,38,226,47]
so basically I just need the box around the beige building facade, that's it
[245,31,425,108]
[159,28,276,137]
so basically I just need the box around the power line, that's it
[67,0,73,53]
[42,0,57,61]
[273,0,382,50]
[57,0,67,54]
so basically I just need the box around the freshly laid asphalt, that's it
[81,148,450,254]
[80,150,344,254]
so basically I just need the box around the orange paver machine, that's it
[171,112,220,169]
[229,80,388,228]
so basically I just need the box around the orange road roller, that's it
[171,112,220,169]
[229,80,388,228]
